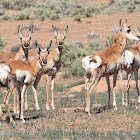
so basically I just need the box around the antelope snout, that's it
[24,43,29,48]
[42,60,47,65]
[58,42,63,46]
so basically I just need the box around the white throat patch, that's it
[38,61,42,69]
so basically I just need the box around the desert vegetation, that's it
[0,0,140,21]
[0,0,140,139]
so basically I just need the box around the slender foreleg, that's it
[134,69,140,103]
[85,70,102,115]
[45,74,50,110]
[125,72,132,106]
[51,74,55,110]
[20,84,28,123]
[113,71,118,110]
[13,88,17,113]
[106,76,111,106]
[32,74,41,110]
[118,70,125,105]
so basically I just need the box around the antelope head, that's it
[119,19,131,33]
[17,25,34,49]
[119,19,140,42]
[52,25,68,48]
[35,40,52,66]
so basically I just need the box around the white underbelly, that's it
[0,64,10,84]
[105,63,120,74]
[135,55,140,67]
[16,70,30,83]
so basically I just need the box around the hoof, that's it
[21,119,25,123]
[51,104,55,110]
[13,108,16,114]
[85,107,90,113]
[36,106,40,111]
[0,110,3,115]
[138,96,140,104]
[122,102,125,106]
[113,105,118,110]
[85,107,91,116]
[24,106,29,111]
[10,118,15,124]
[125,103,128,106]
[10,121,15,125]
[46,104,50,110]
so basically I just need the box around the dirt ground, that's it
[0,10,140,136]
[1,12,140,52]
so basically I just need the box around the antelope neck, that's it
[55,43,63,55]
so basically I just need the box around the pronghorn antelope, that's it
[0,40,52,123]
[122,41,140,106]
[0,25,33,62]
[116,19,140,106]
[44,25,68,110]
[22,25,69,111]
[0,25,34,114]
[13,25,68,113]
[82,24,140,115]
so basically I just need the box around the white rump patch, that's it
[0,64,10,84]
[82,55,102,73]
[122,50,134,68]
[16,70,30,83]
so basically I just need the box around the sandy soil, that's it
[0,12,140,52]
[70,80,140,93]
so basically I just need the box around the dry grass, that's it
[0,82,140,139]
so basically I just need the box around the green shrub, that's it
[1,0,140,21]
[14,12,29,20]
[0,35,7,51]
[84,7,92,17]
[49,14,61,20]
[74,15,81,22]
[105,35,115,47]
[87,41,101,51]
[0,9,5,16]
[127,3,136,13]
[61,42,88,77]
[0,14,12,21]
[126,40,135,47]
[1,0,36,10]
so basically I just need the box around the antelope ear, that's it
[47,40,52,52]
[35,40,41,54]
[64,25,68,37]
[119,19,122,26]
[52,25,57,38]
[123,19,127,27]
[28,25,34,39]
[17,25,23,39]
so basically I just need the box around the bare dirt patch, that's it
[70,80,140,92]
[1,12,140,52]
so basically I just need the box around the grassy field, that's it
[0,81,140,139]
[0,0,140,139]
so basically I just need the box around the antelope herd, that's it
[0,19,140,124]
